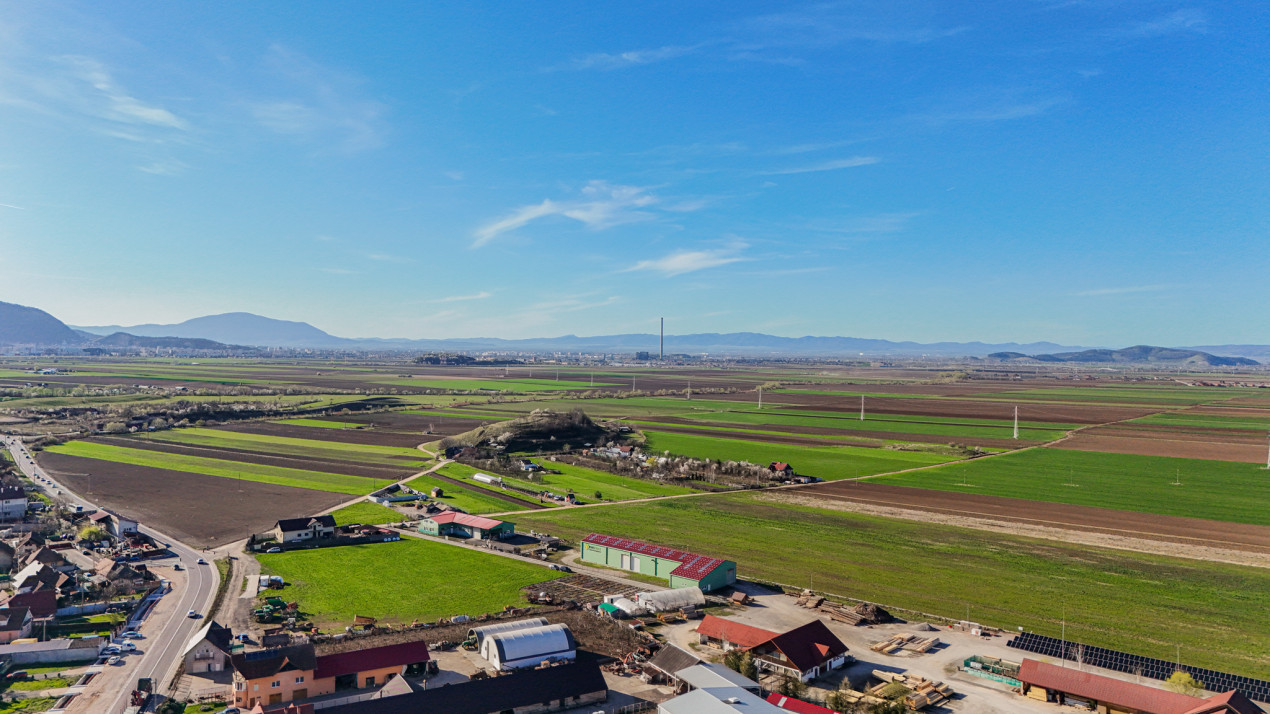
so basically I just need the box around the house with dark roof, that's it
[272,516,336,544]
[183,620,234,674]
[1018,659,1264,714]
[319,654,607,714]
[0,606,33,644]
[3,589,57,619]
[0,540,15,573]
[748,620,850,683]
[580,533,737,591]
[0,485,27,522]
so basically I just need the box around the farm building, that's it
[467,617,549,648]
[637,587,706,613]
[659,663,783,713]
[1017,659,1264,714]
[696,614,777,652]
[479,623,577,671]
[417,512,514,540]
[580,533,737,592]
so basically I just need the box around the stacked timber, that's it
[821,601,894,626]
[870,633,941,655]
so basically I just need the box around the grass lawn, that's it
[514,493,1270,679]
[441,461,694,502]
[258,538,563,626]
[643,430,957,480]
[870,447,1270,526]
[47,441,379,496]
[404,472,533,514]
[17,661,95,675]
[7,678,72,691]
[0,698,56,712]
[329,501,405,526]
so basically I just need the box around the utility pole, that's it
[859,395,865,421]
[687,380,691,400]
[1013,406,1019,440]
[757,386,762,410]
[1264,431,1270,469]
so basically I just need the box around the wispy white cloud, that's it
[0,203,25,210]
[472,181,663,247]
[319,267,358,275]
[432,291,492,303]
[250,44,387,153]
[549,45,698,72]
[627,240,749,277]
[1115,9,1207,39]
[769,139,866,155]
[736,6,970,51]
[760,156,879,175]
[367,253,411,262]
[915,93,1069,126]
[1072,284,1174,297]
[136,159,188,176]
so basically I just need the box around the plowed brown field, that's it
[39,452,347,546]
[94,436,413,480]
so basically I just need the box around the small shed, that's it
[479,623,576,671]
[431,486,444,498]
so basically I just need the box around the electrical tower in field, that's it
[1013,406,1019,440]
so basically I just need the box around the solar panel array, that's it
[1007,632,1270,703]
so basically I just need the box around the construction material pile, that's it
[871,670,954,710]
[870,633,941,656]
[821,600,894,626]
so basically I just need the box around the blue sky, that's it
[0,1,1265,345]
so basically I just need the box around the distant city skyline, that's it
[0,2,1265,345]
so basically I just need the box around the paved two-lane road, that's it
[3,436,220,713]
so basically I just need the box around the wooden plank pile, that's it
[869,633,941,655]
[867,670,954,711]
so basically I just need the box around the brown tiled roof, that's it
[696,615,777,650]
[763,620,848,673]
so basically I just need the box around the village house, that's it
[696,614,777,652]
[0,606,33,645]
[747,620,850,683]
[183,620,234,674]
[272,516,337,544]
[0,485,28,522]
[231,639,431,709]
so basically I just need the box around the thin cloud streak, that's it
[760,156,879,175]
[626,242,748,277]
[472,182,661,247]
[548,45,699,72]
[432,291,492,303]
[1072,284,1174,297]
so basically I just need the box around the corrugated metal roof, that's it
[582,533,728,581]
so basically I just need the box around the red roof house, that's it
[696,614,778,651]
[749,620,850,682]
[767,693,843,714]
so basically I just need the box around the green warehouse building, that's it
[580,533,737,592]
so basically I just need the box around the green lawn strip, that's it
[143,429,430,468]
[514,493,1270,679]
[1128,412,1270,431]
[330,501,406,526]
[643,430,956,480]
[403,472,532,514]
[7,678,72,691]
[271,418,366,429]
[258,538,563,626]
[0,697,56,712]
[871,448,1270,526]
[17,661,96,675]
[47,441,375,496]
[466,460,697,501]
[378,378,600,391]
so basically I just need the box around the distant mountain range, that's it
[988,346,1259,367]
[0,300,1259,362]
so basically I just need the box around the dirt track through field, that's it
[425,470,547,510]
[791,480,1270,554]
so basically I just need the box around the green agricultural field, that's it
[679,408,1071,442]
[440,461,695,502]
[973,386,1264,406]
[46,441,378,496]
[514,493,1270,678]
[329,501,405,526]
[1128,412,1270,430]
[404,472,533,514]
[870,448,1270,526]
[258,538,562,626]
[380,377,600,392]
[143,429,430,468]
[643,430,956,480]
